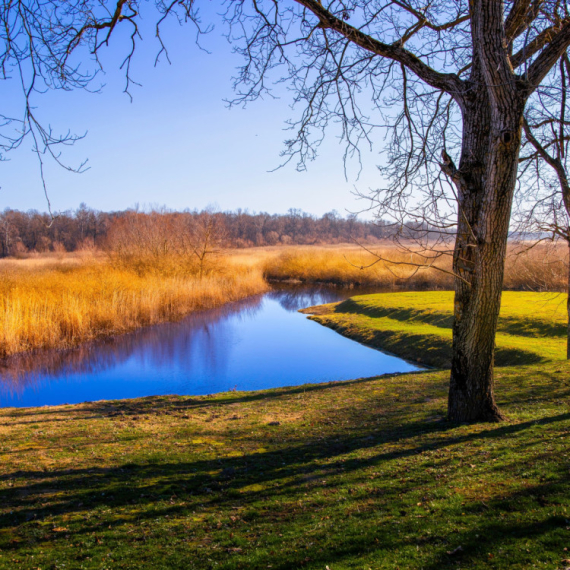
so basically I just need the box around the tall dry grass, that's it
[0,257,267,358]
[263,245,454,289]
[1,241,567,359]
[263,243,569,291]
[503,243,568,292]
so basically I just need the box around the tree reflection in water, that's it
[268,283,381,312]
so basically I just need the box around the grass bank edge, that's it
[302,290,569,368]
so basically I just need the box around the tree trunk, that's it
[446,71,526,422]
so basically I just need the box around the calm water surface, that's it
[0,286,420,408]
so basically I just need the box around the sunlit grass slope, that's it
[306,291,568,367]
[1,362,569,569]
[0,259,267,357]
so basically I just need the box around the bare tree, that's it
[179,210,227,278]
[3,0,570,421]
[515,53,570,355]
[106,208,227,276]
[222,0,570,422]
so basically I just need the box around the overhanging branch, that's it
[293,0,465,100]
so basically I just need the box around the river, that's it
[0,285,420,408]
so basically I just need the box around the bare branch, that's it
[525,18,570,88]
[293,0,465,99]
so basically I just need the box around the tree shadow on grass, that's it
[314,314,545,369]
[334,297,568,339]
[0,400,569,569]
[332,298,455,329]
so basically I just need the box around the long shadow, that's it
[2,410,568,522]
[335,297,567,339]
[0,396,568,568]
[422,485,570,570]
[330,298,560,369]
[318,315,544,368]
[2,365,569,568]
[497,315,567,338]
[333,298,455,329]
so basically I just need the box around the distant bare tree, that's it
[106,208,227,276]
[179,210,227,278]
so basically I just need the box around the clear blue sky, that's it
[1,6,385,216]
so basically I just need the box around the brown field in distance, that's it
[0,241,566,358]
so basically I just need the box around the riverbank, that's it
[1,360,569,569]
[304,291,568,368]
[0,287,418,408]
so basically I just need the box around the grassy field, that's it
[0,290,569,568]
[0,362,569,569]
[306,291,569,368]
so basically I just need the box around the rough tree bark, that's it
[440,0,570,421]
[442,5,528,421]
[446,91,526,421]
[445,92,524,420]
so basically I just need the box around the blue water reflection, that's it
[0,286,420,408]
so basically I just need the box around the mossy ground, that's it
[1,291,570,569]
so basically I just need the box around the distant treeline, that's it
[0,205,394,256]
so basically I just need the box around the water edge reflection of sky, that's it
[0,286,421,408]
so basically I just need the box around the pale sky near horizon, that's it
[1,6,387,217]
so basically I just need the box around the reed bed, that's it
[263,243,569,291]
[0,259,267,358]
[263,245,454,289]
[503,242,568,291]
[1,242,567,359]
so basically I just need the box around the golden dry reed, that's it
[1,242,567,358]
[263,243,569,291]
[263,245,454,289]
[0,258,267,358]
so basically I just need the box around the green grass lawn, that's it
[307,291,569,368]
[1,291,570,569]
